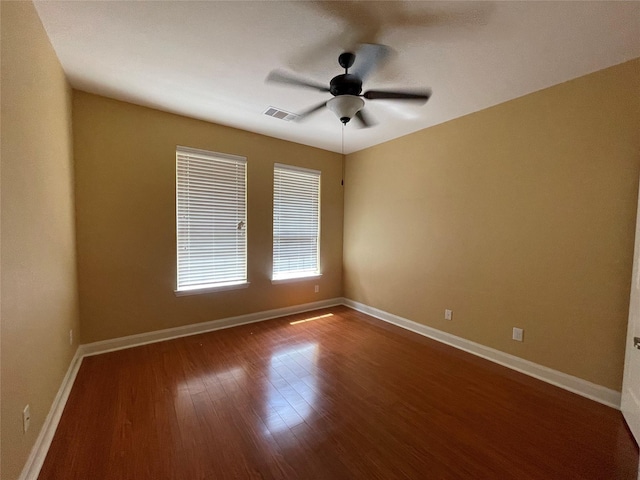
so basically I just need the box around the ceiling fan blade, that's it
[350,43,392,81]
[363,89,432,103]
[295,101,327,121]
[266,70,330,92]
[354,109,376,128]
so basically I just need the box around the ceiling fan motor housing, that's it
[329,74,362,97]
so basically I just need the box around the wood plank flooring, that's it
[39,306,638,479]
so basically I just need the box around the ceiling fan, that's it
[266,44,431,127]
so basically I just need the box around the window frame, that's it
[272,163,321,283]
[175,146,248,295]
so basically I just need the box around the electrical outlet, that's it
[23,405,31,433]
[314,285,319,293]
[512,327,524,342]
[444,309,453,321]
[69,329,73,345]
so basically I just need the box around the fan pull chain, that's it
[341,124,345,186]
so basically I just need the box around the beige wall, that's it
[73,92,343,343]
[1,2,80,479]
[344,59,640,391]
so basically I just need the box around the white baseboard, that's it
[19,347,84,480]
[81,297,343,357]
[343,298,622,409]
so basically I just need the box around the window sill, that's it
[174,281,249,296]
[271,274,322,285]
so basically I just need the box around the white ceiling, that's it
[34,1,640,154]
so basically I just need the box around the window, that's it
[273,164,320,281]
[176,146,247,293]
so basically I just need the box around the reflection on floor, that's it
[266,343,318,434]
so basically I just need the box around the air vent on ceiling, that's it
[264,106,299,122]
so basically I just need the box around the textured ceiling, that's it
[34,1,640,154]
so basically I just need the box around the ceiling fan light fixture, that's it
[326,95,364,124]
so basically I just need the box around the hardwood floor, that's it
[39,306,638,479]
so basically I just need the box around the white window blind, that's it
[176,146,247,292]
[273,164,320,281]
